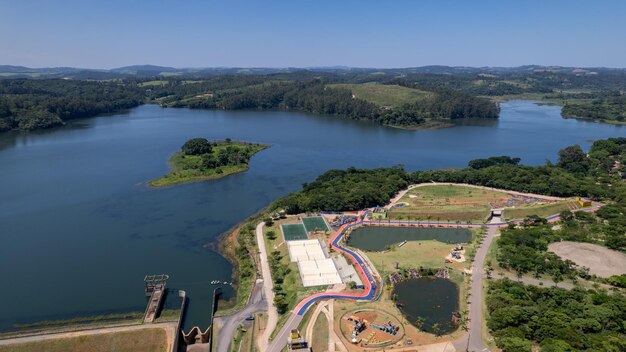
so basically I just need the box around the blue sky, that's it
[1,0,625,68]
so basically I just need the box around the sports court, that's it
[302,216,330,232]
[281,223,308,241]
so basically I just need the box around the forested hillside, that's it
[3,66,626,132]
[0,79,144,131]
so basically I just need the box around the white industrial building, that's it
[287,239,343,287]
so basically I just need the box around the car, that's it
[245,315,255,321]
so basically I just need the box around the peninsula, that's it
[149,138,269,187]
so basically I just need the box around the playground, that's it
[339,309,404,348]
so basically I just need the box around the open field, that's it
[367,240,470,275]
[138,80,169,87]
[327,83,430,107]
[0,328,168,352]
[310,310,329,351]
[548,241,626,277]
[149,142,268,187]
[388,184,509,221]
[503,199,580,219]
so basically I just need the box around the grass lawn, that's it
[368,240,467,275]
[0,328,168,352]
[149,141,268,187]
[389,185,510,221]
[327,83,430,107]
[503,200,580,220]
[310,312,329,351]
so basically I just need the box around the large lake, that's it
[0,101,623,331]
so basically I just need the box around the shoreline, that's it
[148,141,270,188]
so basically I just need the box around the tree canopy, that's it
[181,138,212,155]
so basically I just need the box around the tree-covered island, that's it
[149,138,269,187]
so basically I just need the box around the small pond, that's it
[346,226,472,251]
[393,278,459,334]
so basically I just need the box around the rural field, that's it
[327,83,430,107]
[0,328,168,352]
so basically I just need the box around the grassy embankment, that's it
[215,219,262,316]
[388,184,508,222]
[503,199,580,220]
[0,312,145,339]
[149,141,268,187]
[0,328,168,352]
[388,184,578,222]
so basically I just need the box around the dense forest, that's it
[561,93,626,123]
[486,280,626,351]
[273,167,410,213]
[0,79,144,132]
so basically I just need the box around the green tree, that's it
[266,230,277,240]
[557,145,589,174]
[498,337,532,352]
[182,138,212,155]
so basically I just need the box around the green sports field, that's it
[281,223,308,241]
[302,216,329,232]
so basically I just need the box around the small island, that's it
[149,138,269,187]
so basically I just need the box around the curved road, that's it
[214,281,266,352]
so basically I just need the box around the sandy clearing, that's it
[548,241,626,277]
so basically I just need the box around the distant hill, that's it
[1,64,625,80]
[111,64,179,73]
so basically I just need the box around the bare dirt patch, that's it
[548,241,626,277]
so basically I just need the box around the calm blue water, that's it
[0,101,623,331]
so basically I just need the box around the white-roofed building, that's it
[287,239,343,287]
[287,239,327,262]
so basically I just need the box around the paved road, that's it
[454,224,498,352]
[214,281,266,352]
[255,221,278,352]
[267,314,303,352]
